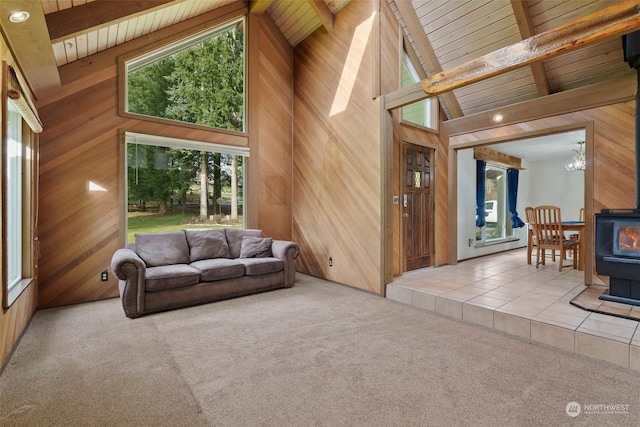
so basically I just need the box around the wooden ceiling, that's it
[0,0,637,121]
[40,0,349,66]
[390,0,637,120]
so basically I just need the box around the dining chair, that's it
[568,207,585,243]
[526,206,558,264]
[534,205,579,271]
[525,207,537,265]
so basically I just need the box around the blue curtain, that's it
[507,168,525,228]
[476,160,486,227]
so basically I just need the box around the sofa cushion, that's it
[226,229,263,258]
[190,258,245,282]
[185,229,230,262]
[237,257,284,276]
[135,231,189,267]
[145,264,200,292]
[240,236,272,258]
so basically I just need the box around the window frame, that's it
[6,102,22,295]
[476,163,513,244]
[2,63,37,309]
[400,52,439,133]
[119,16,247,134]
[123,132,249,239]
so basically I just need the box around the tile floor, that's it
[386,247,640,370]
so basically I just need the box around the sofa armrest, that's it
[110,248,147,318]
[271,240,300,287]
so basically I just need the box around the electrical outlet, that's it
[101,269,108,281]
[329,257,333,267]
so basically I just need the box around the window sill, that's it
[6,278,34,308]
[475,237,519,248]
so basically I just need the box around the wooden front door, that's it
[403,143,434,271]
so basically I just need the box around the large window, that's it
[3,81,37,309]
[125,133,247,242]
[6,103,22,298]
[401,53,438,132]
[476,164,512,242]
[123,18,245,132]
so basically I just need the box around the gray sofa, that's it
[110,228,299,318]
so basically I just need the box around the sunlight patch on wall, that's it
[329,13,375,117]
[89,181,108,192]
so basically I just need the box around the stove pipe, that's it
[622,31,640,210]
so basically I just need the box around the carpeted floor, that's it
[2,274,640,426]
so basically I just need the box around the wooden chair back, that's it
[524,206,537,264]
[534,205,578,270]
[535,205,563,246]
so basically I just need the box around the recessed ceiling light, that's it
[492,114,504,123]
[9,11,30,23]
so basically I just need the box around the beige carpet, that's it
[2,274,640,426]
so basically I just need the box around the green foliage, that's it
[127,26,244,131]
[128,58,174,118]
[128,145,179,212]
[165,29,244,130]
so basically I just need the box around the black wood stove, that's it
[595,31,640,305]
[596,209,640,305]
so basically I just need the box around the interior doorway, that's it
[402,142,435,271]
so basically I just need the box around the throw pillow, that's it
[239,236,272,258]
[226,229,264,258]
[184,229,230,262]
[135,231,190,267]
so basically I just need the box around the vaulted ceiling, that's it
[0,0,637,126]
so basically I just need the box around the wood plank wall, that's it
[35,12,293,309]
[251,14,294,240]
[293,0,383,294]
[449,100,637,281]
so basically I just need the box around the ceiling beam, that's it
[384,81,426,111]
[474,147,523,170]
[393,0,462,118]
[424,0,640,96]
[444,74,636,136]
[46,0,176,42]
[510,0,551,96]
[249,0,273,15]
[307,0,333,32]
[0,0,61,99]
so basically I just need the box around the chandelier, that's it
[564,141,585,171]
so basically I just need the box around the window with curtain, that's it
[476,164,513,242]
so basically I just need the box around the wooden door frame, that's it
[400,138,438,273]
[447,122,594,285]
